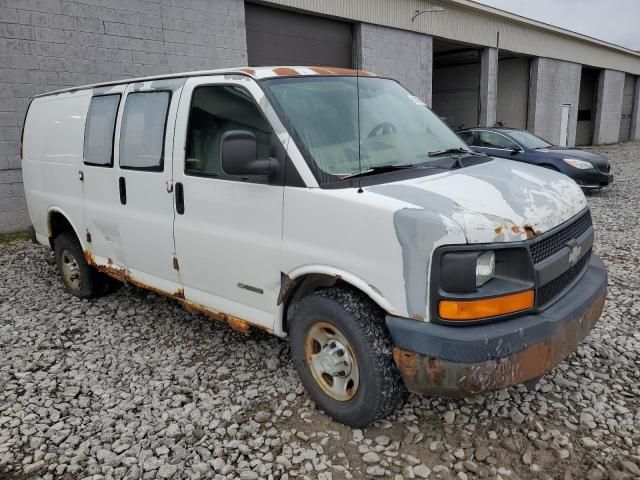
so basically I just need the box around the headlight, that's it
[563,158,593,170]
[476,251,495,287]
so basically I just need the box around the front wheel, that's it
[289,287,406,427]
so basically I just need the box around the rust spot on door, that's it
[84,251,263,335]
[172,257,180,271]
[182,301,251,334]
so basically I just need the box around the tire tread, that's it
[291,286,406,426]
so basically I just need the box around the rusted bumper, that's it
[386,255,607,397]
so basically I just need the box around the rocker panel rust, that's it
[84,252,258,335]
[393,291,606,397]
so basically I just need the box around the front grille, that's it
[529,210,592,264]
[536,249,591,307]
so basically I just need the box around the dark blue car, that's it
[457,127,613,191]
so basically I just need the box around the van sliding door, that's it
[82,88,125,268]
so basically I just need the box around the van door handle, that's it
[119,177,127,205]
[175,182,184,215]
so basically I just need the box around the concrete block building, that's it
[1,0,640,231]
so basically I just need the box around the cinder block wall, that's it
[0,0,247,233]
[527,58,581,147]
[356,23,433,107]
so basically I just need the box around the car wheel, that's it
[54,232,100,298]
[289,287,406,427]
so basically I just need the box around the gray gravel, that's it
[1,142,640,480]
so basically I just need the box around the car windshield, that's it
[261,76,469,186]
[507,130,552,149]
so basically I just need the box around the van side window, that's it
[84,94,120,166]
[478,131,518,150]
[120,91,170,171]
[185,85,273,181]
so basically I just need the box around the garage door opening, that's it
[576,67,599,146]
[432,39,481,130]
[619,74,637,142]
[245,3,353,68]
[496,51,530,129]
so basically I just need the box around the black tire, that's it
[54,232,100,299]
[100,275,123,295]
[289,287,406,427]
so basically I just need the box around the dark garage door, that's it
[245,4,353,68]
[619,74,636,142]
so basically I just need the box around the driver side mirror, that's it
[510,146,523,155]
[220,130,278,177]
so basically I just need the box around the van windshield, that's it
[261,76,469,186]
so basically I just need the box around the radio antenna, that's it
[356,66,363,193]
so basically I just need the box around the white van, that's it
[22,66,607,427]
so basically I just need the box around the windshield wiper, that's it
[339,164,416,181]
[427,147,470,157]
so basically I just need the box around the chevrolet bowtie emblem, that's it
[567,239,582,267]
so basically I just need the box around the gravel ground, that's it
[1,142,639,480]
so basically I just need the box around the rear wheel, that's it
[289,287,406,427]
[54,233,100,298]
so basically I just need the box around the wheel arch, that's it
[47,207,84,251]
[278,265,395,336]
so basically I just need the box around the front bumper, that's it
[386,255,607,397]
[572,170,613,189]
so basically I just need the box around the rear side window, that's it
[84,94,120,166]
[120,91,170,171]
[478,131,518,149]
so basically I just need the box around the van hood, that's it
[369,158,587,244]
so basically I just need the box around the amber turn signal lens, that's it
[439,290,535,321]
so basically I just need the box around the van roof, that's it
[35,66,377,98]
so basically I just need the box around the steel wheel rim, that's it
[304,321,359,401]
[61,249,82,292]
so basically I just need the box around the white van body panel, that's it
[22,67,587,334]
[171,75,297,331]
[23,91,91,245]
[114,80,184,293]
[82,84,127,271]
[281,185,466,320]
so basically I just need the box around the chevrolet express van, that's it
[22,67,607,427]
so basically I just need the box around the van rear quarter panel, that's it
[23,91,91,242]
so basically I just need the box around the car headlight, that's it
[563,158,593,170]
[434,247,535,322]
[476,251,495,287]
